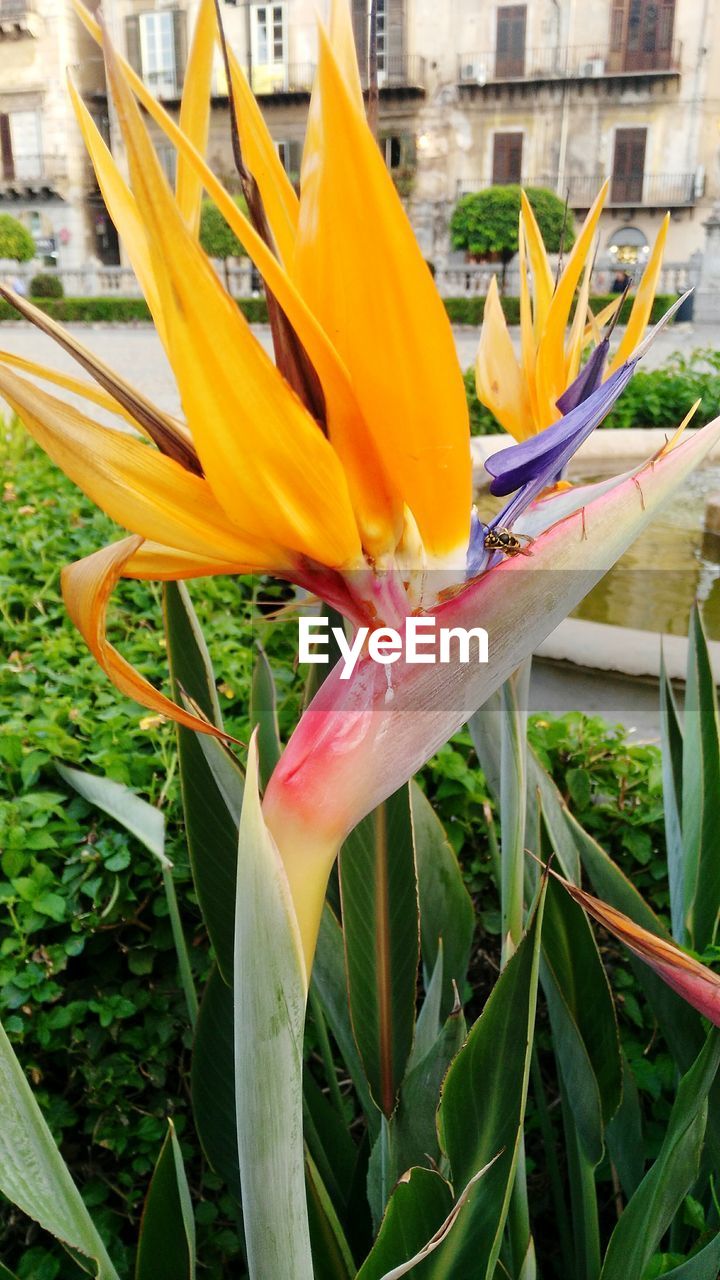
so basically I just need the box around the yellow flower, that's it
[475,187,670,441]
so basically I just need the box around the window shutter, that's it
[125,15,141,76]
[173,10,188,92]
[0,114,13,180]
[609,0,626,50]
[658,0,675,50]
[612,127,646,203]
[386,0,406,75]
[495,6,526,78]
[492,132,523,185]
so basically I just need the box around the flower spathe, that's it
[475,186,671,441]
[1,0,718,973]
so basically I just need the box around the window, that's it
[252,5,286,67]
[495,5,526,79]
[352,0,368,80]
[376,0,386,77]
[0,109,42,181]
[125,10,186,98]
[612,127,646,204]
[492,132,523,185]
[276,139,302,185]
[610,0,675,71]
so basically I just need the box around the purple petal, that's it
[556,338,609,414]
[485,360,636,499]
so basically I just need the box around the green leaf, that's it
[191,966,241,1202]
[540,876,622,1166]
[426,883,547,1278]
[605,1053,644,1199]
[682,606,720,951]
[0,1018,119,1279]
[658,1233,720,1279]
[135,1121,195,1280]
[305,1151,356,1280]
[339,786,419,1117]
[232,734,313,1278]
[659,648,685,942]
[311,906,378,1136]
[56,764,166,864]
[600,1029,720,1280]
[250,644,282,790]
[410,782,474,1018]
[356,1167,454,1280]
[391,993,466,1184]
[164,581,243,983]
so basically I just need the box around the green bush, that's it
[450,185,575,264]
[29,273,64,299]
[0,295,270,323]
[199,194,249,261]
[0,213,35,263]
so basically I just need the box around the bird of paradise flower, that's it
[0,0,716,981]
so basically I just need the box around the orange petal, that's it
[607,213,670,375]
[520,190,555,342]
[121,540,250,580]
[535,181,609,420]
[0,349,138,428]
[518,221,540,431]
[62,536,235,740]
[0,363,283,567]
[176,0,216,236]
[73,4,398,556]
[102,30,363,571]
[67,73,166,343]
[476,275,532,441]
[294,25,471,561]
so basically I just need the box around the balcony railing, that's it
[249,63,316,96]
[457,41,681,86]
[564,172,697,208]
[0,155,67,192]
[455,173,697,209]
[361,54,427,92]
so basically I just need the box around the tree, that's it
[450,185,575,287]
[0,213,35,263]
[199,195,248,288]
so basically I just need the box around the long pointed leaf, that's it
[683,606,720,950]
[427,883,547,1277]
[339,786,420,1117]
[191,966,241,1202]
[164,581,243,982]
[135,1121,195,1280]
[659,649,685,942]
[600,1030,720,1280]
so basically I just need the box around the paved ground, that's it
[0,317,716,421]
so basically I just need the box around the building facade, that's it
[0,0,109,271]
[2,1,719,278]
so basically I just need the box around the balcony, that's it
[249,63,316,99]
[0,155,67,199]
[457,41,681,90]
[361,55,427,97]
[564,172,697,209]
[455,173,697,209]
[0,0,38,37]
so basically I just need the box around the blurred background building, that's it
[1,0,719,279]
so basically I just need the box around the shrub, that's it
[0,213,35,263]
[199,194,249,286]
[29,273,64,299]
[0,295,270,324]
[450,185,575,267]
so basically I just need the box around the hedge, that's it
[0,293,680,327]
[445,292,680,327]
